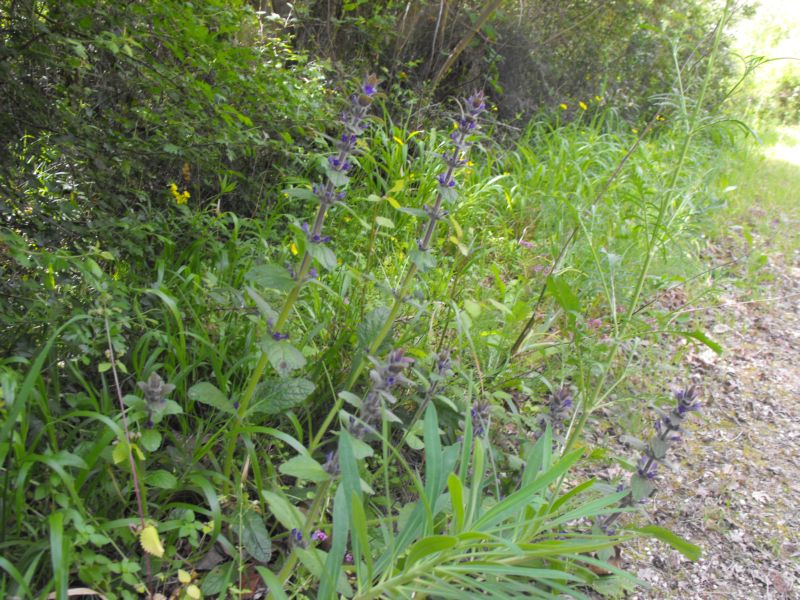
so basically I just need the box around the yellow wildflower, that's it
[559,103,568,110]
[579,101,587,111]
[169,182,189,205]
[595,95,602,102]
[290,242,298,255]
[632,128,639,134]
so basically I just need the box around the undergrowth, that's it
[0,2,750,598]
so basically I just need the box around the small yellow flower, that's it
[169,182,189,205]
[290,242,298,255]
[579,101,587,111]
[559,103,568,110]
[632,128,639,134]
[594,95,602,102]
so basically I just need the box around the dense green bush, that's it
[1,0,331,352]
[284,0,737,121]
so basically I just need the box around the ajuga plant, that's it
[597,386,702,535]
[309,91,488,449]
[222,75,381,477]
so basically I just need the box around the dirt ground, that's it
[623,235,800,598]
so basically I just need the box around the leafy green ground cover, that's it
[0,1,765,598]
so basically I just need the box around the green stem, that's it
[563,0,731,455]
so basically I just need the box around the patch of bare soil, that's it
[625,247,800,599]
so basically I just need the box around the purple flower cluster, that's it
[471,399,491,437]
[600,385,701,530]
[295,75,378,268]
[313,74,379,211]
[534,386,574,443]
[290,528,307,549]
[349,349,414,439]
[417,91,486,254]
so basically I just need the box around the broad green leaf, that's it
[262,490,304,531]
[627,525,701,560]
[145,469,178,489]
[374,216,394,228]
[250,377,315,415]
[188,382,236,415]
[260,338,307,377]
[139,429,162,452]
[278,455,329,482]
[409,248,436,272]
[307,242,337,271]
[630,474,654,501]
[356,307,392,351]
[245,264,295,292]
[201,563,235,596]
[240,509,272,563]
[650,437,668,460]
[547,274,581,313]
[349,436,374,459]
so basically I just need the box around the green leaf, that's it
[374,216,394,228]
[349,436,374,459]
[139,429,162,452]
[650,437,668,460]
[679,330,723,355]
[278,455,329,482]
[188,382,236,415]
[630,474,655,501]
[245,264,295,292]
[627,525,702,561]
[250,377,315,415]
[145,469,178,490]
[547,274,581,314]
[201,563,235,596]
[246,286,278,324]
[406,535,458,566]
[260,338,307,377]
[306,243,337,271]
[262,490,304,531]
[356,306,392,351]
[409,248,436,272]
[240,509,272,563]
[447,474,465,533]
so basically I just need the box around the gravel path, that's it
[624,236,800,598]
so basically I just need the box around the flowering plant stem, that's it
[222,77,378,483]
[309,115,474,451]
[562,0,731,456]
